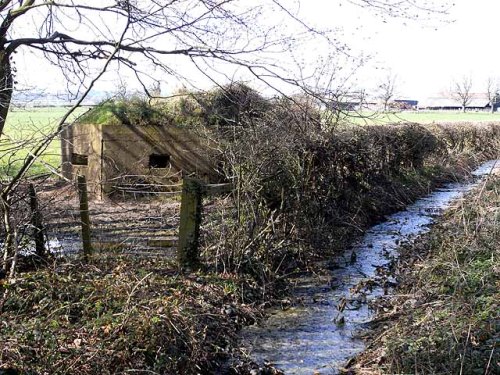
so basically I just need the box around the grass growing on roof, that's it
[77,98,167,126]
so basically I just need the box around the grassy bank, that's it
[349,175,499,374]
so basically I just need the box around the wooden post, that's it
[28,183,45,257]
[77,175,92,259]
[177,178,205,269]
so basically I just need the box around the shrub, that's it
[201,109,500,283]
[205,82,270,127]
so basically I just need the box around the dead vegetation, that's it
[201,104,500,283]
[0,254,269,374]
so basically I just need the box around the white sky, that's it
[299,0,500,98]
[15,0,500,101]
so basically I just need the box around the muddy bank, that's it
[237,160,499,374]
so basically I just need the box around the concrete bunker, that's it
[61,104,219,199]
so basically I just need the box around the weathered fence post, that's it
[29,183,45,257]
[77,175,92,259]
[177,178,205,269]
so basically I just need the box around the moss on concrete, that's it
[77,99,167,126]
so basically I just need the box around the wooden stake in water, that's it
[77,175,92,259]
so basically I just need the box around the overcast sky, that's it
[15,0,500,101]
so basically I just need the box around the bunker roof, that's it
[77,99,169,127]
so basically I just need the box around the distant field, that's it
[348,111,500,125]
[1,107,89,177]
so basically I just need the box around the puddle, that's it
[240,160,499,374]
[5,236,82,258]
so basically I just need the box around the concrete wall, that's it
[61,123,104,199]
[62,122,218,199]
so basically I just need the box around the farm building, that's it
[61,104,219,199]
[329,91,378,111]
[393,99,418,110]
[418,94,499,111]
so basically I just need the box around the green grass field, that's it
[1,107,89,177]
[348,110,500,125]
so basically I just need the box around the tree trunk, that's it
[1,195,14,273]
[0,48,13,271]
[0,49,13,138]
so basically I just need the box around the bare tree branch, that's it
[377,72,397,112]
[486,76,499,114]
[452,75,473,113]
[0,0,449,139]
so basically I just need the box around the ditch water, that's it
[2,233,81,258]
[240,160,499,375]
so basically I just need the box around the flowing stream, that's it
[240,160,499,375]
